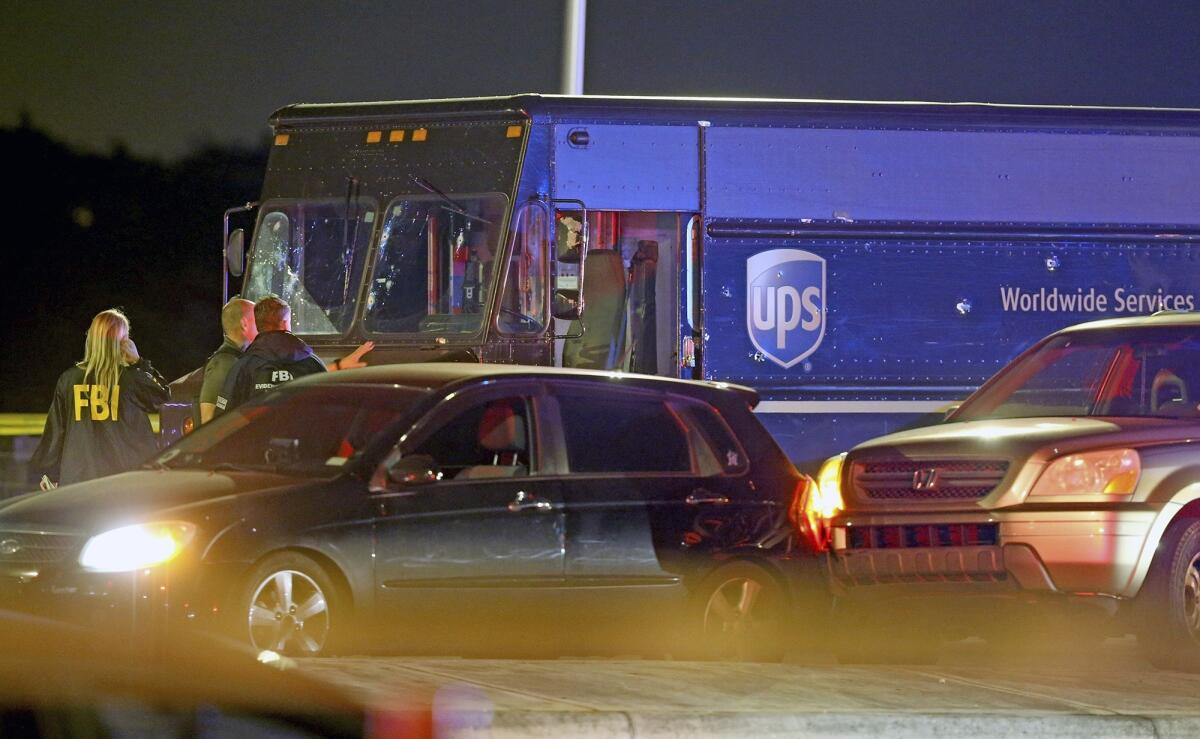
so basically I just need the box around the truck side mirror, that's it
[225,228,246,278]
[552,289,582,321]
[551,206,588,322]
[387,454,441,486]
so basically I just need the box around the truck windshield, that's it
[364,193,508,336]
[956,326,1200,421]
[243,198,377,335]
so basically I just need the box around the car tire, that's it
[235,551,345,657]
[1136,518,1200,672]
[832,600,940,665]
[691,560,787,662]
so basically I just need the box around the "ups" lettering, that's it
[73,385,120,422]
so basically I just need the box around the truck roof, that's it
[271,93,1200,129]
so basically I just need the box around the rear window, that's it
[672,400,749,475]
[557,394,692,474]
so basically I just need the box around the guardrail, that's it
[0,414,47,437]
[0,414,161,436]
[0,414,161,498]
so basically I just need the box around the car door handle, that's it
[686,491,730,505]
[508,490,553,513]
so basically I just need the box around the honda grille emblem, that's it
[912,468,940,491]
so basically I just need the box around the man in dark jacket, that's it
[199,297,373,424]
[214,296,325,415]
[31,339,169,486]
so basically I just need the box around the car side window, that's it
[670,400,749,476]
[410,396,533,481]
[556,393,693,474]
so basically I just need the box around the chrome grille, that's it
[853,459,1008,500]
[0,532,82,565]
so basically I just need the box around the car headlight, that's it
[813,453,846,519]
[796,451,854,549]
[1028,449,1141,499]
[79,522,196,573]
[793,453,846,550]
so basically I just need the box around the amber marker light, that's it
[412,128,428,141]
[792,453,846,550]
[506,125,522,138]
[366,131,382,144]
[813,453,847,519]
[389,130,405,142]
[273,134,290,146]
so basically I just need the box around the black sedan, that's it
[0,365,820,659]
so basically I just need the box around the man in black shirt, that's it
[216,296,344,415]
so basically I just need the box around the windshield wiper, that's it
[411,176,493,224]
[342,176,363,304]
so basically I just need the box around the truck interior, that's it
[557,211,682,377]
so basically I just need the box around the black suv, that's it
[0,365,819,659]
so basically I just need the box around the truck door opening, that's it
[557,211,681,377]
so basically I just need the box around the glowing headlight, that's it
[1028,449,1141,499]
[812,453,846,519]
[79,522,195,573]
[794,453,847,551]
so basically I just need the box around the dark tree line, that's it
[2,120,267,412]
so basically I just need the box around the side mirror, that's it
[265,437,300,466]
[225,228,246,278]
[387,454,441,486]
[552,289,582,321]
[551,203,588,322]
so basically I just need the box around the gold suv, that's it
[812,312,1200,670]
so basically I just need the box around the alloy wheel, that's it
[247,569,330,655]
[1184,553,1200,642]
[702,576,772,659]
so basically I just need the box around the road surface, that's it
[300,637,1200,737]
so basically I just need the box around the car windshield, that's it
[956,325,1200,421]
[363,193,508,336]
[155,385,424,475]
[243,197,377,335]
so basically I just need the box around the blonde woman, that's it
[31,309,169,487]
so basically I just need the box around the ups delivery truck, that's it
[189,94,1200,469]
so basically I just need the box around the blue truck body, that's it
[240,95,1200,468]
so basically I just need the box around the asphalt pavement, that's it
[300,637,1200,737]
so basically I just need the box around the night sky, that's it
[3,0,1200,413]
[6,0,1200,161]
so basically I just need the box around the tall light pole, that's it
[561,0,586,95]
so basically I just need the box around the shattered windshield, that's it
[956,325,1200,421]
[364,193,508,336]
[243,198,377,335]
